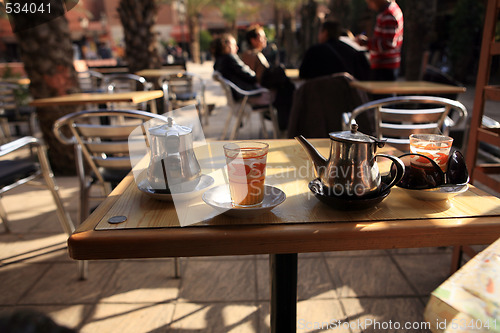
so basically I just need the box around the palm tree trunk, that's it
[15,16,80,175]
[118,0,162,73]
[189,15,201,64]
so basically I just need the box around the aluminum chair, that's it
[346,96,468,152]
[213,71,279,140]
[0,82,37,143]
[0,136,74,235]
[103,74,153,110]
[160,71,208,124]
[54,109,180,279]
[77,70,104,93]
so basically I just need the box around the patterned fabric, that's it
[368,1,404,70]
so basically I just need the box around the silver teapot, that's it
[147,117,201,192]
[296,124,405,198]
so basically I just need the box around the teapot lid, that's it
[329,124,382,145]
[149,117,192,136]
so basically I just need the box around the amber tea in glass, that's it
[224,142,269,207]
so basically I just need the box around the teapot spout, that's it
[295,135,328,179]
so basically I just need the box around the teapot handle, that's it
[375,154,405,191]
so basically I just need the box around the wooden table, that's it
[136,68,186,78]
[350,80,466,95]
[30,90,163,114]
[68,139,500,332]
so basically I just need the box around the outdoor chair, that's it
[77,70,104,93]
[0,82,37,143]
[346,96,468,152]
[287,72,375,138]
[160,71,208,124]
[103,73,153,110]
[213,71,279,140]
[53,109,180,279]
[0,136,74,234]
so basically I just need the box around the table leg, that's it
[270,253,298,333]
[149,100,158,114]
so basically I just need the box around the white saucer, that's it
[399,184,469,201]
[202,185,286,218]
[137,174,214,201]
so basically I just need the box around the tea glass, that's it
[409,134,454,172]
[223,142,269,207]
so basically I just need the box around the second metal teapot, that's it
[296,124,405,198]
[147,117,201,192]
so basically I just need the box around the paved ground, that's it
[0,61,494,332]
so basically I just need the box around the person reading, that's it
[299,20,370,80]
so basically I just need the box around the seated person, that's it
[211,33,271,106]
[299,20,370,80]
[240,24,270,82]
[241,26,295,130]
[212,33,293,130]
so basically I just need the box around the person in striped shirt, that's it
[356,0,404,81]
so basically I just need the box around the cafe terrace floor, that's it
[0,61,495,332]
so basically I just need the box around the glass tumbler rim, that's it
[223,141,269,152]
[409,133,454,142]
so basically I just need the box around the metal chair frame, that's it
[347,96,468,151]
[0,136,75,236]
[54,109,180,279]
[77,70,104,93]
[213,71,279,140]
[160,71,208,124]
[103,74,153,110]
[0,82,37,142]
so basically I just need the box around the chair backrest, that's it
[349,96,468,151]
[287,72,374,138]
[213,71,268,108]
[103,74,153,110]
[212,71,238,111]
[53,109,170,184]
[0,82,20,111]
[103,73,152,93]
[160,71,205,112]
[77,70,104,93]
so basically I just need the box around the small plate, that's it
[308,179,390,210]
[137,174,214,201]
[202,185,286,218]
[398,183,469,201]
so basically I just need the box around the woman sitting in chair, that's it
[211,33,272,107]
[211,33,292,130]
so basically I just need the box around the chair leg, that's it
[28,113,38,138]
[79,185,90,226]
[259,112,269,139]
[0,199,11,233]
[174,258,181,278]
[78,260,89,280]
[0,119,11,142]
[75,145,90,226]
[220,106,234,140]
[0,121,8,144]
[269,106,280,139]
[450,246,463,274]
[37,145,75,235]
[230,97,249,140]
